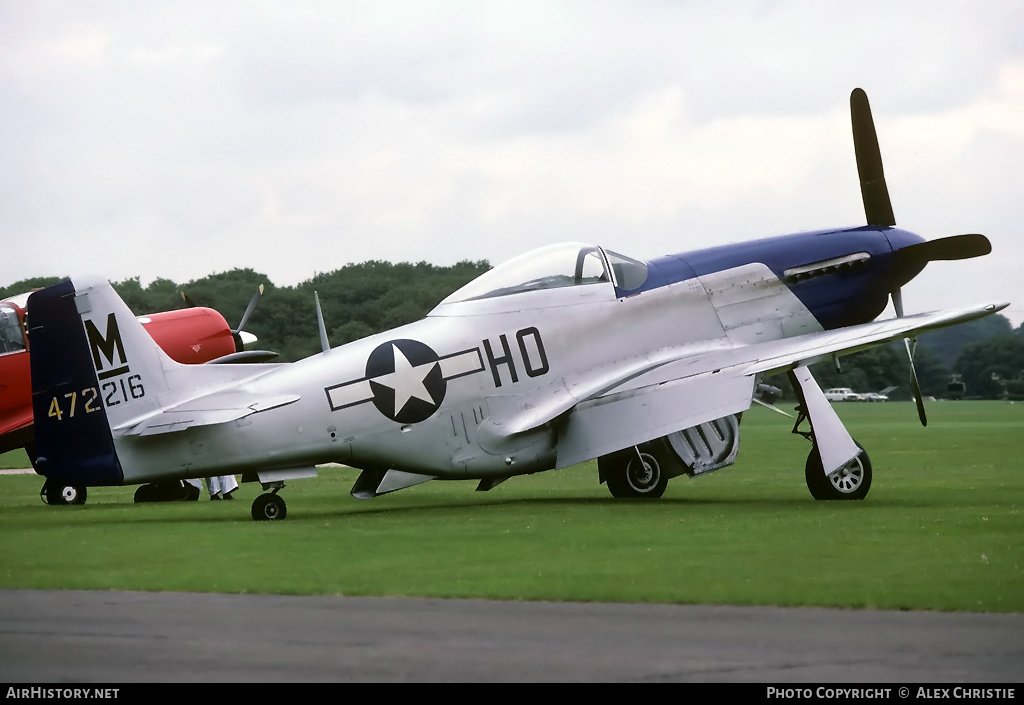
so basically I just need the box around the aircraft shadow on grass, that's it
[60,491,944,528]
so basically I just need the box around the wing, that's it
[555,368,755,468]
[504,301,1006,468]
[741,302,1008,376]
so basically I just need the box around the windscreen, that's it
[0,303,26,354]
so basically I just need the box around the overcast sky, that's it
[2,1,1021,324]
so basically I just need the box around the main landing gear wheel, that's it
[40,481,87,506]
[805,443,872,500]
[603,450,668,499]
[252,492,287,521]
[133,481,201,503]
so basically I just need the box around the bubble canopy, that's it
[441,242,648,304]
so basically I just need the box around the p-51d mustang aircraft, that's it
[27,89,1007,520]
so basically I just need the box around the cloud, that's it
[1,1,1020,324]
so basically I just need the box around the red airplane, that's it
[0,285,269,503]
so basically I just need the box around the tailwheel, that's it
[252,492,287,521]
[60,484,87,505]
[805,442,872,500]
[40,481,87,506]
[602,448,668,499]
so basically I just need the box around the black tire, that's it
[805,443,872,500]
[41,481,87,505]
[252,493,287,521]
[134,482,194,502]
[604,450,668,499]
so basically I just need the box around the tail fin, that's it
[29,276,176,485]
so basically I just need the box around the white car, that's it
[861,392,889,402]
[824,387,863,401]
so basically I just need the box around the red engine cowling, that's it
[139,307,238,364]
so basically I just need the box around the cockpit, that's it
[0,302,27,355]
[440,242,649,305]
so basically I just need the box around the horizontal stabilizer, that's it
[119,392,300,436]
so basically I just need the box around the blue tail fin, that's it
[28,278,124,486]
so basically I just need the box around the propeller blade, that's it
[234,284,264,334]
[314,291,330,354]
[905,337,927,427]
[891,287,905,318]
[890,233,992,285]
[893,289,927,426]
[180,291,198,308]
[851,88,896,227]
[900,233,991,262]
[231,284,264,352]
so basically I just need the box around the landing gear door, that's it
[791,366,860,475]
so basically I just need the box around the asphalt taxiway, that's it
[1,589,1021,682]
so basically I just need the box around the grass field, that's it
[1,401,1021,612]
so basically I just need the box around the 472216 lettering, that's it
[46,374,145,420]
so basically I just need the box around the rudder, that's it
[29,279,122,485]
[28,276,176,486]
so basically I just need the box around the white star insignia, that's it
[372,344,438,418]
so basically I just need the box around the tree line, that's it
[3,265,1022,400]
